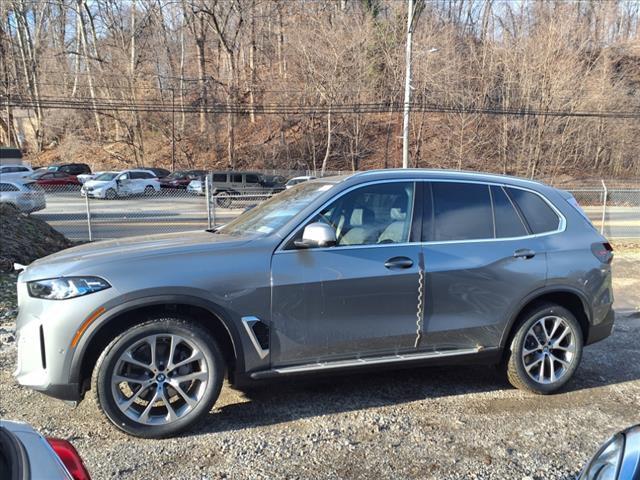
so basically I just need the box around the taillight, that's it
[591,242,613,264]
[46,438,92,480]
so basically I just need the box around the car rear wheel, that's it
[506,303,583,394]
[105,188,117,200]
[92,317,225,438]
[144,185,155,196]
[215,192,232,208]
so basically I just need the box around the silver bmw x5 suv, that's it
[14,169,614,438]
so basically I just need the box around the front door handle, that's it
[384,256,414,269]
[514,248,536,259]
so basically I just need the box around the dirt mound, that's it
[0,204,73,271]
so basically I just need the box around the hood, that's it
[83,179,110,188]
[21,230,254,281]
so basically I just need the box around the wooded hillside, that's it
[1,0,640,179]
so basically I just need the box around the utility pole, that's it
[402,0,415,169]
[171,88,176,171]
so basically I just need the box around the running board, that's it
[250,346,485,380]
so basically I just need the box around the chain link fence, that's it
[14,176,639,242]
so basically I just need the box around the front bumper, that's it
[13,280,113,402]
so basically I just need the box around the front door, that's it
[116,172,133,196]
[420,182,550,350]
[270,181,423,366]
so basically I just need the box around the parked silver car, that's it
[0,180,46,213]
[81,170,160,199]
[0,419,91,479]
[14,169,614,438]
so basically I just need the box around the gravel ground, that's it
[0,253,638,480]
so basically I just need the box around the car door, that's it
[419,181,551,351]
[270,181,423,366]
[116,172,133,196]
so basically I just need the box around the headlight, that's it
[580,433,624,480]
[27,277,111,300]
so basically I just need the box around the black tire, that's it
[215,192,232,208]
[144,185,155,196]
[92,317,225,438]
[506,303,583,394]
[105,188,117,200]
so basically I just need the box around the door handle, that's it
[384,256,414,269]
[513,248,536,259]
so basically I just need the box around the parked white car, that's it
[81,169,160,199]
[77,171,105,184]
[0,164,33,181]
[187,178,205,195]
[285,175,316,189]
[0,179,46,213]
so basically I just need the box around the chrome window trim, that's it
[274,177,566,254]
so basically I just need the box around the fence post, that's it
[206,173,213,229]
[600,179,607,236]
[85,192,93,241]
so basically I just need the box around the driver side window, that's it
[311,182,415,247]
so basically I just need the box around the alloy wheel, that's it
[110,334,209,425]
[521,315,577,385]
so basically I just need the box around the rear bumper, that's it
[586,307,615,345]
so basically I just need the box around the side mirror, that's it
[294,222,337,249]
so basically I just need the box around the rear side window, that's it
[506,188,560,234]
[491,186,528,238]
[430,182,493,241]
[212,174,227,182]
[232,174,242,183]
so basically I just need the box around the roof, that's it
[327,168,549,191]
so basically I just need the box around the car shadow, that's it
[190,363,504,436]
[186,313,640,437]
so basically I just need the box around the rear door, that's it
[420,181,551,350]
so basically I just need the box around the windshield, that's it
[218,181,334,236]
[30,171,48,179]
[95,172,117,181]
[47,165,60,171]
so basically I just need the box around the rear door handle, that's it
[514,248,536,259]
[384,256,414,269]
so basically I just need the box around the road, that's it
[31,190,640,240]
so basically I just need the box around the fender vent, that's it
[251,321,270,350]
[241,316,270,359]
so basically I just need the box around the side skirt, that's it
[249,346,500,380]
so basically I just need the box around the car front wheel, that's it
[506,303,583,394]
[92,317,224,438]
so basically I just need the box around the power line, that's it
[2,96,640,119]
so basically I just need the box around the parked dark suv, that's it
[47,163,91,176]
[14,169,614,438]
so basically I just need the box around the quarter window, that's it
[430,182,493,241]
[310,182,415,246]
[491,186,528,238]
[506,188,560,234]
